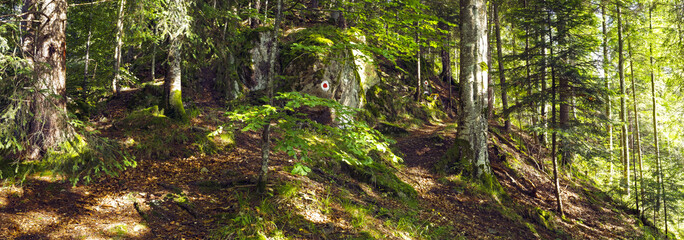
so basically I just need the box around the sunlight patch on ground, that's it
[51,192,148,239]
[12,211,61,233]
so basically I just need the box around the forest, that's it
[0,0,683,239]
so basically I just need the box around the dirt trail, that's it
[392,123,647,239]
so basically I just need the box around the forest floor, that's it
[0,88,651,239]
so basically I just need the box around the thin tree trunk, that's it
[524,0,534,142]
[628,39,644,216]
[257,0,282,192]
[487,6,494,119]
[458,0,490,178]
[415,22,422,101]
[617,3,630,196]
[83,9,92,93]
[113,0,126,95]
[602,3,614,186]
[540,34,547,146]
[439,24,452,110]
[493,1,509,131]
[548,10,563,217]
[23,0,69,159]
[662,140,668,238]
[649,5,663,230]
[152,27,156,81]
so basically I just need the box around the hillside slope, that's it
[0,90,655,239]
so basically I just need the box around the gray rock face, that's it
[239,31,273,91]
[285,47,378,109]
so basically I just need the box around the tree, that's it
[160,0,190,122]
[493,0,510,131]
[257,0,282,192]
[601,2,614,186]
[112,0,126,95]
[458,0,490,178]
[628,37,645,216]
[617,2,630,196]
[547,7,564,217]
[22,0,69,159]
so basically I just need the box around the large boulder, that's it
[238,30,273,91]
[281,27,379,109]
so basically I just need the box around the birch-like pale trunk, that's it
[83,10,92,93]
[458,0,489,177]
[112,0,126,95]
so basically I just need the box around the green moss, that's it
[117,106,171,130]
[435,139,474,176]
[167,90,188,123]
[525,222,538,235]
[532,207,555,230]
[343,161,417,202]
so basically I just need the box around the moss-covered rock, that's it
[281,26,379,110]
[374,122,409,136]
[116,106,171,130]
[435,139,474,176]
[342,161,417,201]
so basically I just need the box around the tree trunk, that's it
[524,0,534,143]
[458,0,489,178]
[113,0,126,95]
[487,8,494,120]
[250,0,261,28]
[617,4,630,196]
[649,5,663,229]
[628,39,644,217]
[22,0,69,160]
[548,10,564,217]
[257,0,282,192]
[559,72,570,166]
[493,1,509,131]
[152,26,157,81]
[540,34,547,146]
[602,3,614,185]
[439,27,453,111]
[163,0,188,122]
[83,9,92,94]
[414,22,422,101]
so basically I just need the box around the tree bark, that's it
[548,10,564,217]
[602,3,614,185]
[493,1,509,131]
[22,0,69,160]
[257,0,282,192]
[617,3,630,196]
[648,5,664,234]
[458,0,489,178]
[152,26,156,81]
[540,34,547,146]
[163,0,188,122]
[628,39,644,217]
[414,22,422,101]
[112,0,126,95]
[83,9,92,94]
